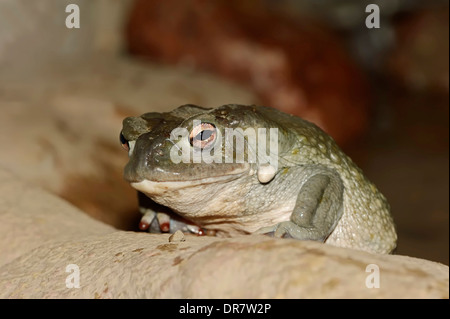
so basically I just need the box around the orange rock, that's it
[387,7,449,94]
[126,0,370,145]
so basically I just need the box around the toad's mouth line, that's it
[130,166,251,194]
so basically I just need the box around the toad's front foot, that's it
[139,210,206,235]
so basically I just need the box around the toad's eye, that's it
[120,132,129,151]
[189,123,217,150]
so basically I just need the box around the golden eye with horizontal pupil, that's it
[119,132,129,151]
[189,123,217,149]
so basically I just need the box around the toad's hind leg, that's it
[256,171,344,241]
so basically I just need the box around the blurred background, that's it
[0,0,448,264]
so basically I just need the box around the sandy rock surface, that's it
[0,57,257,230]
[0,168,448,299]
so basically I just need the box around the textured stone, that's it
[0,168,447,299]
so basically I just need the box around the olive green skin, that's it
[121,104,397,254]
